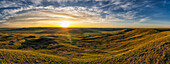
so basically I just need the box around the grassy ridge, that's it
[0,28,169,64]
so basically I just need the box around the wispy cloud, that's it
[0,0,168,28]
[117,11,138,19]
[139,17,149,22]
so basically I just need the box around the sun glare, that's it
[60,21,70,27]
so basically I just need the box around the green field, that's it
[0,28,169,64]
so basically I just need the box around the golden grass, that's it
[0,28,169,63]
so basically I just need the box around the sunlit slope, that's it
[0,49,73,64]
[0,28,169,64]
[90,31,170,64]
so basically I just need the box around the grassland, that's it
[0,28,169,64]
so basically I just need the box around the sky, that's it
[0,0,170,28]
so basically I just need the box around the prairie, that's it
[0,28,169,64]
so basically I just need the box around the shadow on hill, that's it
[0,36,14,41]
[154,29,170,32]
[69,29,100,34]
[35,30,57,34]
[19,37,61,49]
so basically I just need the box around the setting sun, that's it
[60,21,70,27]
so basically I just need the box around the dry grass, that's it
[0,28,169,64]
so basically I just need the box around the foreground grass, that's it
[0,49,70,64]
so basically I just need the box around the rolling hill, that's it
[0,28,169,64]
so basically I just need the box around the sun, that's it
[60,21,70,27]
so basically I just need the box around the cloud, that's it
[1,8,105,23]
[0,1,18,8]
[120,2,132,10]
[117,11,137,19]
[31,0,43,5]
[1,5,128,25]
[0,5,144,25]
[0,0,158,27]
[139,17,149,22]
[114,1,122,5]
